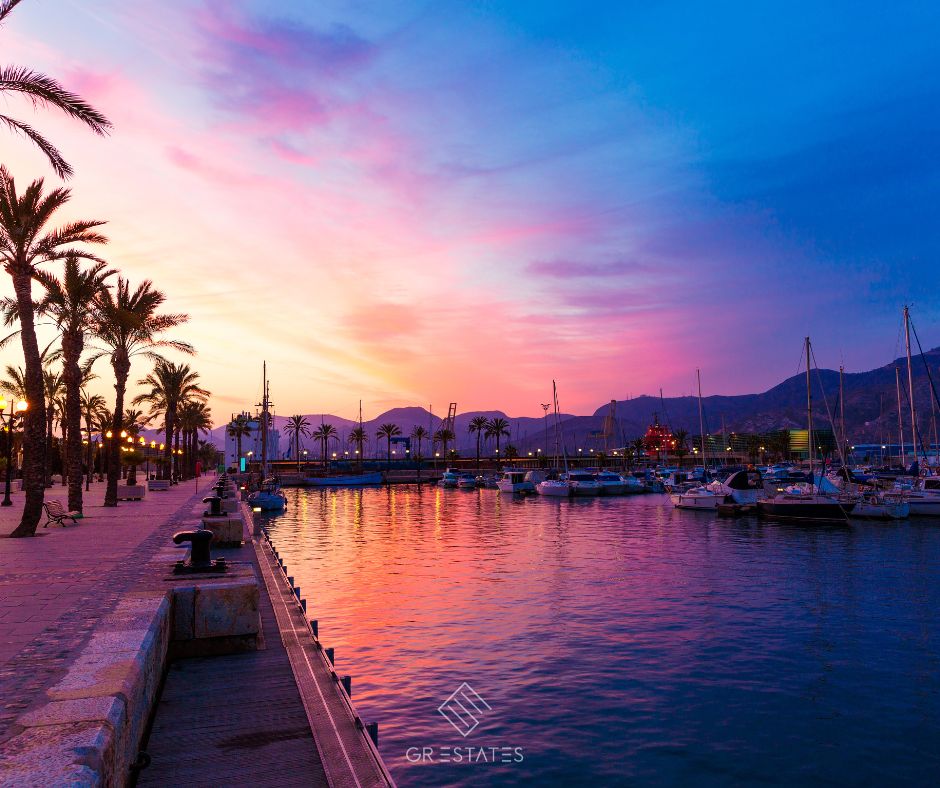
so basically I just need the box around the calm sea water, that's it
[258,487,940,787]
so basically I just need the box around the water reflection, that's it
[262,488,940,787]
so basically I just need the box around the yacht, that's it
[497,470,535,494]
[594,471,627,495]
[565,471,601,496]
[536,477,571,497]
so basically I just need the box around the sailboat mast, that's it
[896,366,904,466]
[260,361,268,474]
[904,305,919,463]
[696,369,707,471]
[839,365,846,457]
[805,337,813,481]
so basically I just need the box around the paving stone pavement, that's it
[0,477,213,744]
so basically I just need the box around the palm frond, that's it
[0,112,71,178]
[0,67,111,135]
[0,1,25,25]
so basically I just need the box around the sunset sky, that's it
[2,0,938,420]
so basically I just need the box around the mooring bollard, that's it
[202,495,223,517]
[288,576,294,587]
[342,675,352,695]
[301,599,307,613]
[366,722,379,746]
[293,586,301,600]
[325,647,335,665]
[310,619,319,637]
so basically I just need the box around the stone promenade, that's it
[0,477,209,744]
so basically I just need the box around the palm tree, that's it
[227,415,250,469]
[410,425,428,462]
[93,278,190,507]
[312,422,338,466]
[432,427,454,461]
[0,0,112,179]
[376,422,400,468]
[35,257,114,510]
[347,426,367,470]
[178,399,211,479]
[630,437,646,468]
[672,429,689,465]
[468,415,489,471]
[0,168,106,535]
[0,364,26,400]
[284,414,311,471]
[485,417,510,468]
[133,360,207,484]
[80,390,105,488]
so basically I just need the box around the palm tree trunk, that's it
[45,409,54,487]
[105,354,129,507]
[164,410,175,482]
[9,272,47,537]
[84,418,93,492]
[62,330,84,512]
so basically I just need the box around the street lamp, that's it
[0,397,27,507]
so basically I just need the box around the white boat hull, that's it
[671,492,723,510]
[497,481,536,494]
[536,481,571,497]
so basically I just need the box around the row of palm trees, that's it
[277,415,515,468]
[1,2,215,536]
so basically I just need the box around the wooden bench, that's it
[43,500,80,528]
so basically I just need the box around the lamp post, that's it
[0,398,28,506]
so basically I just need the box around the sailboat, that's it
[672,369,725,510]
[757,338,854,523]
[537,381,572,497]
[247,363,288,511]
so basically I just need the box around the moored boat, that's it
[536,478,571,497]
[565,471,601,496]
[497,470,535,494]
[594,470,627,495]
[248,478,288,511]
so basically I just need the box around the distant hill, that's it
[207,348,940,456]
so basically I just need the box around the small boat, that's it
[248,478,287,511]
[438,469,459,488]
[536,478,571,497]
[476,474,499,489]
[497,470,535,494]
[594,470,627,495]
[457,473,477,489]
[303,471,384,487]
[671,486,724,510]
[565,471,601,496]
[756,487,853,523]
[851,493,909,520]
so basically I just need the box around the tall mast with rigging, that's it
[696,369,707,473]
[805,337,814,485]
[904,305,919,465]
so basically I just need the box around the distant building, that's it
[224,412,281,466]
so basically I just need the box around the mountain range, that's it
[207,348,940,456]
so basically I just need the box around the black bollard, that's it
[202,496,223,517]
[173,529,215,571]
[325,647,335,665]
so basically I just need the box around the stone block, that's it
[147,479,170,491]
[221,498,239,513]
[18,696,127,732]
[193,580,259,639]
[200,518,243,546]
[171,585,196,641]
[117,484,146,500]
[0,721,115,788]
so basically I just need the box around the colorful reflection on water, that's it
[259,487,940,786]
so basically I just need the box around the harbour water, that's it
[259,487,940,786]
